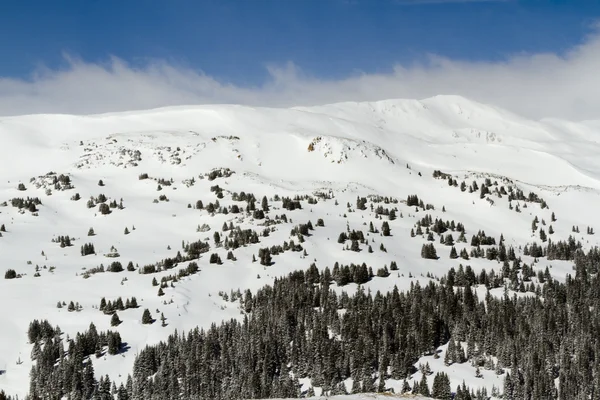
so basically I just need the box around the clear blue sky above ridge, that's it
[0,0,598,85]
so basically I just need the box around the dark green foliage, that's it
[432,372,452,399]
[98,203,111,215]
[421,243,438,259]
[184,239,211,259]
[261,196,269,212]
[470,230,496,246]
[356,196,367,210]
[80,242,95,256]
[27,319,57,343]
[53,234,72,247]
[381,221,391,236]
[0,390,13,400]
[406,194,420,207]
[281,196,302,211]
[141,309,153,324]
[449,246,458,259]
[10,196,42,212]
[107,261,123,273]
[209,253,222,264]
[258,248,272,266]
[111,313,121,327]
[4,269,17,279]
[28,321,121,398]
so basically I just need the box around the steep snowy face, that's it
[1,96,600,398]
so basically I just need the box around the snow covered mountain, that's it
[1,95,600,399]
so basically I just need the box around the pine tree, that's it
[449,246,458,259]
[401,379,411,393]
[141,309,153,324]
[111,313,121,327]
[432,372,452,400]
[381,221,391,236]
[419,374,430,397]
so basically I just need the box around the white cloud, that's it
[1,28,600,120]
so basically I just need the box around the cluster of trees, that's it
[27,321,123,399]
[58,300,83,312]
[207,167,235,181]
[223,227,261,250]
[10,196,42,212]
[337,229,365,244]
[524,236,582,261]
[4,269,17,279]
[80,242,95,256]
[414,214,466,236]
[281,196,303,211]
[86,194,124,214]
[106,261,125,273]
[51,235,73,247]
[421,243,439,259]
[209,253,223,264]
[50,173,74,190]
[507,187,546,207]
[151,262,201,290]
[100,296,138,314]
[14,245,600,399]
[470,230,496,246]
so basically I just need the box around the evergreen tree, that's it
[449,246,458,259]
[141,309,153,324]
[432,372,451,400]
[111,313,121,327]
[381,221,391,236]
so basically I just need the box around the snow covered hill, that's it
[1,95,599,398]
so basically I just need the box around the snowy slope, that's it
[1,95,600,397]
[266,396,431,400]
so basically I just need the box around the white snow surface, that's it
[265,395,430,400]
[1,95,599,398]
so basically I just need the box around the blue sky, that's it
[0,0,600,119]
[0,0,597,84]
